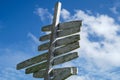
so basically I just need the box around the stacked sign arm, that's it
[25,52,78,74]
[16,1,82,80]
[40,21,81,41]
[38,33,80,51]
[33,67,77,80]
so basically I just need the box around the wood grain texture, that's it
[52,67,77,80]
[33,67,77,79]
[17,41,79,70]
[16,52,48,70]
[54,41,79,56]
[42,20,82,32]
[38,34,80,51]
[25,52,78,74]
[40,24,80,41]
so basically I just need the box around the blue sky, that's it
[0,0,120,80]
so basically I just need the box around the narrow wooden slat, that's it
[53,52,78,65]
[33,67,77,78]
[58,25,80,37]
[42,20,82,32]
[59,20,82,30]
[40,25,80,41]
[33,69,46,78]
[56,34,80,46]
[41,24,52,32]
[16,52,48,70]
[17,41,79,70]
[52,67,77,80]
[38,42,50,51]
[25,62,47,74]
[39,34,51,41]
[38,34,80,51]
[25,52,78,74]
[54,41,79,56]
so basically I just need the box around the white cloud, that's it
[0,32,41,68]
[61,9,70,20]
[28,32,40,44]
[110,1,120,15]
[67,75,85,80]
[34,8,53,22]
[0,37,41,80]
[60,9,120,80]
[0,47,35,68]
[33,7,120,80]
[0,67,38,80]
[110,7,118,14]
[109,1,120,21]
[118,16,120,21]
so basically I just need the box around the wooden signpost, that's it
[16,1,82,80]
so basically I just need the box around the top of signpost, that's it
[52,1,61,27]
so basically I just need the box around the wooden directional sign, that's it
[33,67,77,79]
[52,67,77,80]
[40,24,80,41]
[25,52,78,74]
[42,20,82,32]
[38,34,80,51]
[17,41,79,70]
[33,69,46,78]
[17,53,48,70]
[16,1,82,80]
[38,41,79,55]
[54,41,79,56]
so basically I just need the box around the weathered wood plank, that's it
[16,52,48,70]
[42,20,82,32]
[41,24,52,32]
[17,41,79,70]
[56,34,80,46]
[38,34,80,51]
[33,69,46,78]
[25,52,78,74]
[40,34,51,41]
[38,41,79,55]
[53,52,78,65]
[40,25,80,41]
[38,42,50,51]
[25,62,47,74]
[54,41,79,56]
[59,20,82,30]
[33,67,77,78]
[58,25,80,37]
[52,67,77,80]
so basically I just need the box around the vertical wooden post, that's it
[45,2,61,80]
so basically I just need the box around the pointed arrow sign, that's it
[42,20,82,32]
[38,34,80,51]
[33,67,77,79]
[25,52,78,74]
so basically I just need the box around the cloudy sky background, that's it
[0,0,120,80]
